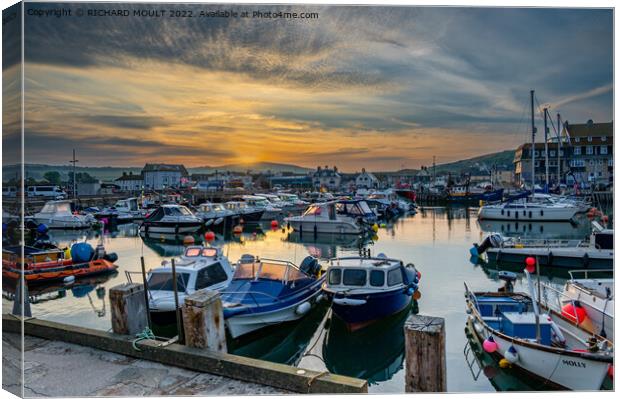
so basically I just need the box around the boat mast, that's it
[557,113,562,186]
[544,107,549,190]
[530,90,536,192]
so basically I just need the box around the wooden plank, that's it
[404,314,446,392]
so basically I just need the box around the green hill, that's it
[434,150,515,174]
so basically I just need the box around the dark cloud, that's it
[82,115,168,130]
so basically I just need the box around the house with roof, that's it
[312,166,341,191]
[142,163,189,190]
[355,168,378,189]
[115,172,143,192]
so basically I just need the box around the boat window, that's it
[233,262,258,279]
[148,272,190,292]
[343,269,367,286]
[359,202,372,214]
[303,205,321,216]
[286,267,309,282]
[185,248,201,257]
[328,269,341,285]
[56,203,71,213]
[40,204,56,213]
[258,262,287,280]
[369,270,385,287]
[195,262,229,289]
[179,206,192,215]
[201,248,217,257]
[387,269,404,286]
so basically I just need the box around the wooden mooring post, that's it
[109,283,148,335]
[182,290,227,352]
[404,314,446,392]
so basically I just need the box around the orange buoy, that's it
[233,225,243,234]
[204,231,215,241]
[413,290,421,300]
[562,302,587,324]
[182,235,195,246]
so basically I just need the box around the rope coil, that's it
[132,327,155,351]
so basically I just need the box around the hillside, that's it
[434,150,515,174]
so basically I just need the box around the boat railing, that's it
[499,238,581,249]
[568,269,614,280]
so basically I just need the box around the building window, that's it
[574,147,581,155]
[559,150,564,156]
[600,146,608,155]
[533,151,539,157]
[598,160,604,165]
[586,146,593,155]
[599,172,603,177]
[534,161,540,167]
[590,160,594,166]
[608,159,614,166]
[550,150,555,157]
[587,136,592,142]
[602,136,607,142]
[575,137,580,143]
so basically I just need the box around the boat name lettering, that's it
[561,359,586,368]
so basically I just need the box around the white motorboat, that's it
[224,201,264,223]
[113,197,147,220]
[241,195,283,220]
[147,246,233,325]
[276,193,309,213]
[30,200,95,229]
[465,273,613,390]
[471,222,613,269]
[195,202,239,230]
[284,201,367,234]
[478,196,580,222]
[139,204,203,235]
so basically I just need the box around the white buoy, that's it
[63,276,75,285]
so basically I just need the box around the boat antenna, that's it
[530,90,536,194]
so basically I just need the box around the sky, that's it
[2,3,614,172]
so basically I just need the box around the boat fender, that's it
[547,316,566,345]
[503,345,519,364]
[295,302,311,315]
[482,336,498,353]
[582,253,590,268]
[315,294,325,303]
[214,217,224,225]
[63,276,75,285]
[499,358,511,369]
[205,219,214,226]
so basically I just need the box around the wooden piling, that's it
[404,314,446,392]
[182,290,227,353]
[109,283,148,335]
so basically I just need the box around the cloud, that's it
[552,84,613,108]
[81,115,168,130]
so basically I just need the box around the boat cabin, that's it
[145,204,196,221]
[149,246,232,294]
[37,200,76,216]
[242,195,274,208]
[335,200,375,221]
[325,257,407,292]
[113,198,139,212]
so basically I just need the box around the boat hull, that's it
[468,315,611,390]
[285,219,363,235]
[478,206,578,222]
[139,221,203,235]
[486,247,613,269]
[2,259,118,284]
[31,217,92,229]
[238,210,264,223]
[447,189,504,204]
[224,285,324,339]
[327,288,412,331]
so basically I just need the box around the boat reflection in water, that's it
[469,255,572,282]
[228,303,329,365]
[477,218,591,240]
[285,231,372,260]
[322,300,418,385]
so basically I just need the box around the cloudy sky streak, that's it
[8,3,613,171]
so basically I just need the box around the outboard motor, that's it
[497,270,517,293]
[299,256,321,277]
[470,233,503,257]
[239,254,256,264]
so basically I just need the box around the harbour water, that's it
[2,206,605,393]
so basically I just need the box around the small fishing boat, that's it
[221,255,325,339]
[224,201,264,223]
[322,254,420,331]
[29,200,95,229]
[112,197,147,220]
[446,184,504,205]
[275,193,309,213]
[2,242,118,284]
[147,246,234,325]
[93,207,134,224]
[470,223,613,269]
[464,276,613,390]
[139,204,203,235]
[284,201,368,235]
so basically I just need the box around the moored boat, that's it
[139,204,203,235]
[29,200,95,229]
[284,201,368,235]
[221,255,325,339]
[322,254,420,331]
[464,278,613,390]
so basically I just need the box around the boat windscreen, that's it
[303,205,321,216]
[258,262,287,281]
[148,272,190,292]
[343,269,367,286]
[233,262,258,279]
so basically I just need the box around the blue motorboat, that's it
[322,254,420,331]
[221,255,326,338]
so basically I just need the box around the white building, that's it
[312,166,341,191]
[355,168,378,189]
[115,172,143,192]
[142,163,188,190]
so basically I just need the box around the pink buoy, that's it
[483,336,498,353]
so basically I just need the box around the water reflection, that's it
[477,217,592,239]
[285,232,372,260]
[322,300,418,385]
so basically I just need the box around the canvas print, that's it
[1,1,614,396]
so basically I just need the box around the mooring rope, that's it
[132,326,156,351]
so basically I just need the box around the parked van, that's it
[26,186,67,199]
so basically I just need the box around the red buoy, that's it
[233,225,243,234]
[271,220,279,229]
[525,256,536,273]
[561,302,587,324]
[204,231,215,241]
